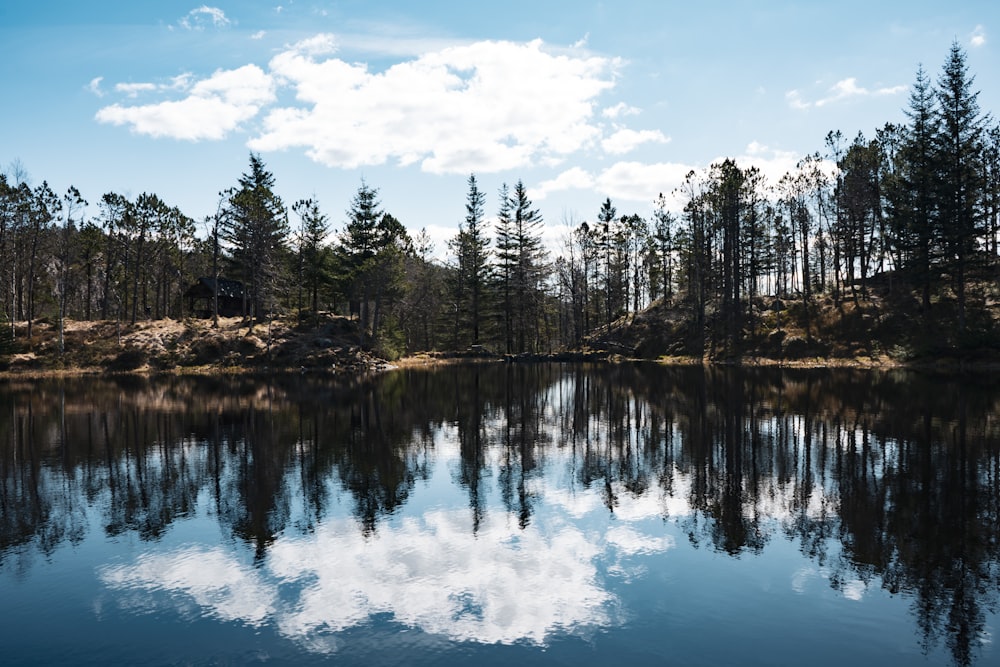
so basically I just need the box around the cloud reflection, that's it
[270,510,613,645]
[100,547,276,626]
[98,503,672,650]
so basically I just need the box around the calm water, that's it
[1,364,999,666]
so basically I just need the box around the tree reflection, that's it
[1,366,999,665]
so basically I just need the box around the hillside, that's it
[3,273,999,377]
[583,277,1000,367]
[0,314,387,376]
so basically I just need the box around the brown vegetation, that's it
[583,273,1000,368]
[0,313,387,376]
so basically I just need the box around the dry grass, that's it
[0,313,384,377]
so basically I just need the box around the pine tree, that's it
[652,193,675,303]
[934,41,985,333]
[291,197,330,324]
[596,197,618,326]
[222,153,289,324]
[448,174,491,346]
[336,181,410,350]
[509,180,546,353]
[494,183,515,353]
[892,65,940,312]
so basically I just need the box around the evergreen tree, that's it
[510,180,547,353]
[934,41,985,333]
[710,159,744,355]
[336,180,410,350]
[494,183,515,353]
[291,197,330,324]
[24,181,60,346]
[651,193,676,303]
[222,153,289,324]
[596,197,618,326]
[891,65,940,312]
[448,174,491,346]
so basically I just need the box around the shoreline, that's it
[5,352,995,381]
[2,314,997,381]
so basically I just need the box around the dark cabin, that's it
[184,277,246,318]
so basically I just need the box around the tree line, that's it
[1,42,997,359]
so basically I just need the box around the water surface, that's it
[1,364,998,666]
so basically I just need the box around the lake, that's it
[1,363,998,666]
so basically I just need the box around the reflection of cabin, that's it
[184,277,246,318]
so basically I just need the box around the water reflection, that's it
[1,365,999,665]
[100,509,626,648]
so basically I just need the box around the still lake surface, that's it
[1,363,999,666]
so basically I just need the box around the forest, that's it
[1,43,998,363]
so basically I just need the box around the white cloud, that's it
[180,5,231,30]
[96,36,677,176]
[785,89,809,110]
[287,33,338,57]
[601,128,670,155]
[595,161,695,205]
[786,77,906,110]
[543,162,685,208]
[251,37,618,174]
[251,30,266,40]
[116,82,158,98]
[530,161,693,208]
[971,25,987,48]
[110,73,195,99]
[534,142,807,211]
[532,167,595,201]
[95,64,275,140]
[602,102,641,119]
[572,33,590,49]
[87,76,104,97]
[730,142,802,185]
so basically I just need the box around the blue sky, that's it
[2,1,997,253]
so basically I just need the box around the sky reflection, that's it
[98,489,674,650]
[5,366,998,666]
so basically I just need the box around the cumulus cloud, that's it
[251,30,266,40]
[786,77,907,110]
[532,166,595,201]
[595,161,695,204]
[533,161,693,207]
[601,128,670,155]
[971,25,987,48]
[95,64,274,140]
[179,5,231,30]
[96,36,643,174]
[251,37,618,173]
